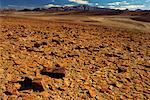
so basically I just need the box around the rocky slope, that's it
[0,16,150,99]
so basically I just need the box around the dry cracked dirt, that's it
[0,16,150,99]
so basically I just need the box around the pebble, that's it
[116,82,123,88]
[88,88,97,98]
[0,69,4,74]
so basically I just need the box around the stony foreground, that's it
[0,16,150,99]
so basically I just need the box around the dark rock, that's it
[18,77,44,92]
[41,42,48,45]
[143,65,150,68]
[52,39,64,45]
[32,78,45,92]
[105,53,120,57]
[33,42,41,48]
[118,66,127,73]
[4,91,12,95]
[41,64,65,79]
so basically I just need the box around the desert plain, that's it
[0,12,150,99]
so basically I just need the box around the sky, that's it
[0,0,150,10]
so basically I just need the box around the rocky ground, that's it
[0,16,150,99]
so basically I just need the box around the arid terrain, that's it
[0,12,150,99]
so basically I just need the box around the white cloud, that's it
[44,4,61,8]
[107,1,146,10]
[64,4,75,7]
[108,1,129,6]
[95,3,99,6]
[108,5,145,10]
[68,0,90,5]
[124,5,145,9]
[97,6,105,8]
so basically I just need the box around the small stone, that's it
[88,88,97,98]
[57,86,65,91]
[118,66,127,73]
[124,72,130,78]
[33,42,41,48]
[0,68,4,74]
[64,78,70,87]
[109,85,113,90]
[40,91,51,97]
[6,74,12,81]
[84,85,91,90]
[96,95,104,100]
[5,84,18,95]
[14,83,21,89]
[100,85,109,93]
[14,60,22,65]
[116,82,123,88]
[84,82,91,89]
[133,79,141,84]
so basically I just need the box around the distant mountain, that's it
[1,5,150,16]
[30,5,116,12]
[40,5,127,15]
[23,5,124,16]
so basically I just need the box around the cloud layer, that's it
[108,1,130,6]
[107,1,146,10]
[44,4,61,8]
[68,0,90,5]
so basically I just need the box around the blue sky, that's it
[0,0,150,10]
